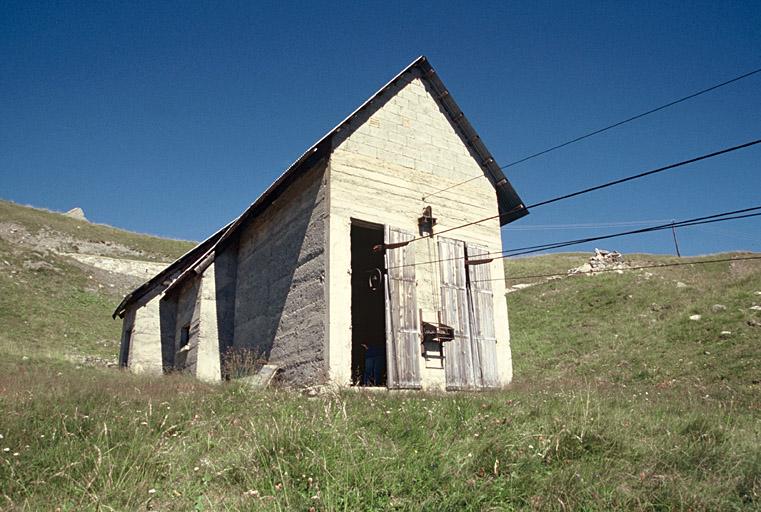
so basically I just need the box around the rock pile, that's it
[568,248,628,275]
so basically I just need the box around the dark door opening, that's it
[350,222,387,386]
[120,328,132,368]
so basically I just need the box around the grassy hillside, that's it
[0,237,119,361]
[0,200,195,262]
[0,201,195,363]
[0,204,760,510]
[509,252,761,391]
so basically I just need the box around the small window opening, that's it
[350,222,387,386]
[175,324,191,370]
[180,325,191,349]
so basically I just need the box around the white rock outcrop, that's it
[65,207,88,222]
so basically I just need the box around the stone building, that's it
[113,56,528,390]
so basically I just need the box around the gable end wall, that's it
[326,72,512,389]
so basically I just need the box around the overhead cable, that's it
[503,219,674,230]
[472,255,761,283]
[501,211,761,260]
[494,206,761,258]
[422,65,761,201]
[387,205,761,269]
[411,137,761,245]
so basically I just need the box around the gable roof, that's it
[113,56,527,318]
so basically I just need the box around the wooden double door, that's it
[382,227,499,390]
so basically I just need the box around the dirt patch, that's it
[22,259,60,272]
[67,259,149,298]
[0,221,152,259]
[60,253,168,279]
[63,253,168,298]
[0,222,171,296]
[65,352,119,369]
[729,258,761,278]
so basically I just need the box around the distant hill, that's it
[0,200,195,261]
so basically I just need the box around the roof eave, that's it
[111,220,234,319]
[413,58,528,225]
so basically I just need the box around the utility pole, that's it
[671,220,682,257]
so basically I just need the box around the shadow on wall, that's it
[159,276,202,373]
[231,164,327,386]
[214,245,238,374]
[159,295,177,371]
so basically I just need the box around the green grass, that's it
[504,252,589,282]
[508,252,761,393]
[0,238,122,361]
[1,239,760,509]
[0,199,196,361]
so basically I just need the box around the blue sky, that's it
[2,1,760,256]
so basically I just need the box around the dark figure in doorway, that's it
[362,337,386,386]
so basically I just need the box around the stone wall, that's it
[156,261,226,383]
[159,294,177,371]
[195,263,222,382]
[232,162,328,386]
[62,253,169,279]
[118,307,135,368]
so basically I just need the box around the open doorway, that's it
[350,221,387,386]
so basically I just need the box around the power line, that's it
[387,205,761,269]
[475,255,761,283]
[503,219,673,230]
[422,65,761,201]
[413,137,761,245]
[501,67,761,169]
[502,211,761,260]
[496,206,761,258]
[522,138,761,210]
[392,208,761,269]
